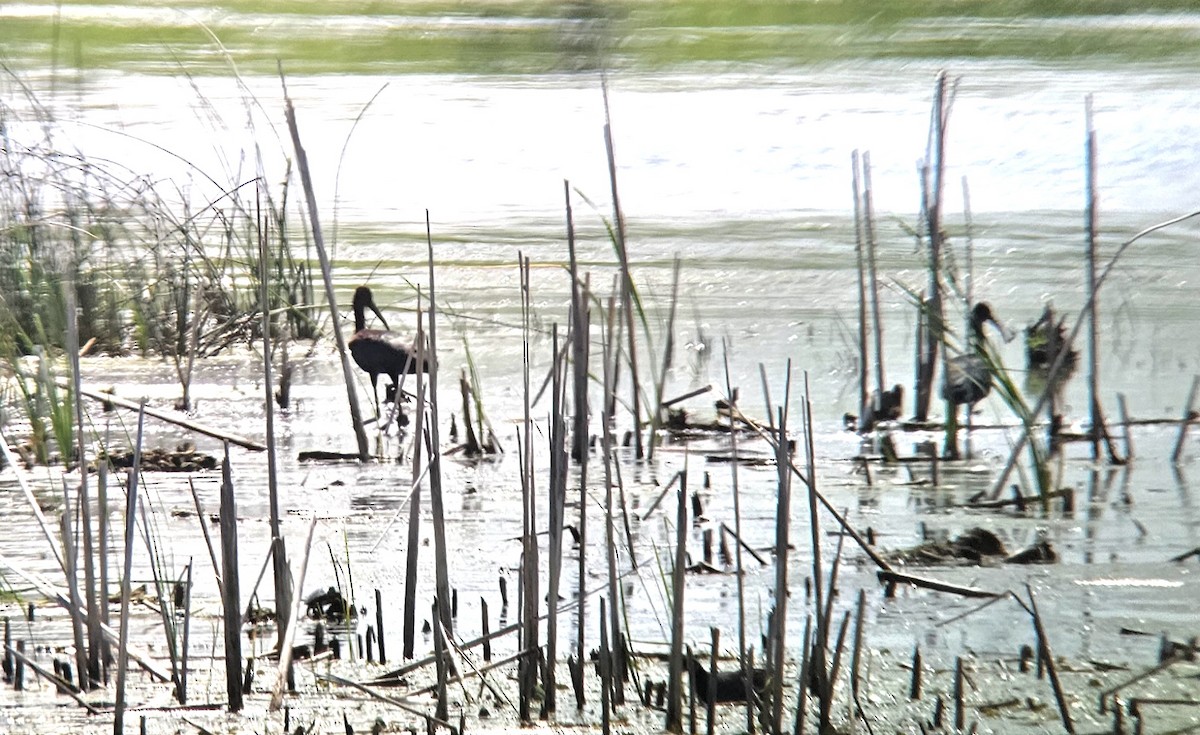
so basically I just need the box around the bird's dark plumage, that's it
[942,302,1001,408]
[688,657,768,705]
[347,286,429,413]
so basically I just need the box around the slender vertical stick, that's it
[404,303,426,660]
[518,254,539,722]
[0,428,65,571]
[1171,375,1200,463]
[269,516,318,712]
[1117,393,1134,461]
[565,182,591,679]
[1026,585,1074,733]
[602,79,644,459]
[851,152,870,425]
[1084,95,1101,460]
[849,588,867,711]
[219,442,243,712]
[665,470,688,733]
[375,589,386,666]
[113,403,146,735]
[648,256,682,460]
[601,285,625,706]
[98,459,111,679]
[179,559,192,705]
[721,344,751,732]
[862,153,886,406]
[65,282,99,689]
[425,211,451,635]
[258,188,291,647]
[772,392,795,735]
[59,480,89,697]
[282,86,370,459]
[600,597,611,735]
[954,657,965,732]
[545,324,566,716]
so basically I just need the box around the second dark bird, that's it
[347,286,430,416]
[941,302,1004,418]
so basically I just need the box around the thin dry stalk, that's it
[518,253,539,722]
[1023,585,1074,733]
[425,211,451,634]
[565,183,591,671]
[772,396,795,735]
[58,479,89,697]
[403,305,426,660]
[180,559,193,704]
[1170,375,1199,463]
[1085,95,1101,461]
[601,286,625,705]
[665,470,688,733]
[648,256,682,460]
[113,402,146,734]
[0,428,67,571]
[66,283,101,688]
[98,459,111,676]
[257,189,290,647]
[218,442,243,712]
[601,79,644,459]
[544,324,567,715]
[281,84,369,459]
[67,382,266,450]
[862,153,885,409]
[269,515,318,712]
[851,151,869,422]
[720,343,752,733]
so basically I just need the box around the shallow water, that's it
[3,2,1200,732]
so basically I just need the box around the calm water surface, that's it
[2,3,1199,731]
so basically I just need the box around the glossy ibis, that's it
[941,302,1003,415]
[687,656,768,704]
[347,286,429,417]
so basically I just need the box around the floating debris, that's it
[98,442,217,472]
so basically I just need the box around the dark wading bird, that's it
[941,302,1005,421]
[687,656,768,705]
[347,286,429,419]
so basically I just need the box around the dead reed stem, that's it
[720,343,752,733]
[601,286,626,706]
[1023,585,1075,733]
[0,428,67,572]
[269,515,319,711]
[1084,95,1102,461]
[544,323,567,715]
[648,256,682,461]
[518,253,539,722]
[403,305,427,660]
[850,151,869,421]
[98,460,112,675]
[861,154,885,409]
[282,85,369,459]
[1171,375,1199,463]
[772,396,794,735]
[66,282,101,688]
[114,402,146,734]
[565,181,592,685]
[188,479,225,601]
[218,442,244,712]
[602,79,644,460]
[64,381,266,451]
[425,211,452,635]
[665,470,688,733]
[257,189,290,647]
[59,479,90,699]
